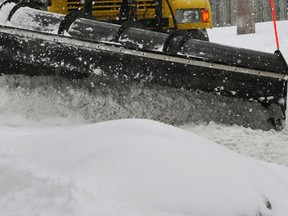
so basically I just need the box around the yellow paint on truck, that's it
[47,0,212,31]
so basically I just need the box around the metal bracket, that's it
[163,30,187,54]
[114,20,144,42]
[7,1,41,21]
[57,10,94,35]
[0,0,19,11]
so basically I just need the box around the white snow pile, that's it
[1,119,288,216]
[0,74,275,130]
[208,20,288,60]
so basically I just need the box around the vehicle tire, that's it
[187,29,209,41]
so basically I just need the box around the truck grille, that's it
[66,0,156,13]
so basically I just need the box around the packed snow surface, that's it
[0,11,288,216]
[1,119,288,216]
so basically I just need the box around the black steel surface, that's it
[0,4,288,130]
[0,25,287,130]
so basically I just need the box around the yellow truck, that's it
[39,0,212,40]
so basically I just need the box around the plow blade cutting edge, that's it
[0,2,287,130]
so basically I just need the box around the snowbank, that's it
[208,20,288,59]
[1,119,288,216]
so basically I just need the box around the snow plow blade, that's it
[0,2,287,130]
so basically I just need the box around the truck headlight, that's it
[176,9,200,23]
[176,9,210,23]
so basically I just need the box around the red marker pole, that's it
[270,0,280,49]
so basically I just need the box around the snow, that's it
[208,20,288,60]
[181,21,288,167]
[0,1,15,24]
[1,11,288,216]
[1,119,288,216]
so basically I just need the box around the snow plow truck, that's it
[0,0,287,130]
[43,0,212,39]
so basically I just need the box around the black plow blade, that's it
[0,2,287,130]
